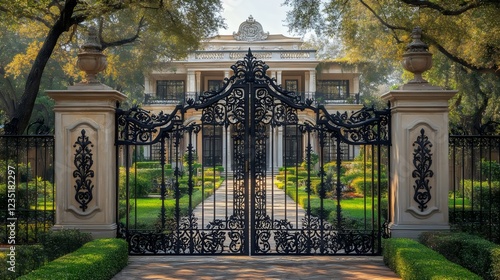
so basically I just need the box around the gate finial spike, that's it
[247,48,253,57]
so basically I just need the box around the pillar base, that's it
[389,223,450,239]
[52,223,117,239]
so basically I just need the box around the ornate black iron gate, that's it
[116,50,391,255]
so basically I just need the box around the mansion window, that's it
[316,80,349,100]
[157,80,185,100]
[322,139,354,162]
[283,126,303,166]
[202,126,223,166]
[208,80,224,92]
[285,80,299,92]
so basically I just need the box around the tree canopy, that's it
[0,0,225,134]
[284,0,500,132]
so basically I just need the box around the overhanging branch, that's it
[358,0,500,75]
[100,16,146,50]
[399,0,487,16]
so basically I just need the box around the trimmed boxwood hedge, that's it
[18,238,128,280]
[419,232,500,280]
[383,238,481,280]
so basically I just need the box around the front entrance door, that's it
[116,50,391,255]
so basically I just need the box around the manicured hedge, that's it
[18,238,128,280]
[133,161,162,169]
[461,180,500,210]
[383,238,481,280]
[419,232,500,280]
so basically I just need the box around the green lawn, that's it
[449,197,471,209]
[121,184,220,229]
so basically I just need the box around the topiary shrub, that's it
[350,178,388,197]
[383,237,481,280]
[133,161,162,169]
[419,231,500,280]
[39,229,93,261]
[0,245,45,279]
[18,238,128,280]
[461,180,500,211]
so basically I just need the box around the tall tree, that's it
[0,0,225,134]
[284,0,500,132]
[285,0,499,75]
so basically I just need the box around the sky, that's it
[218,0,293,36]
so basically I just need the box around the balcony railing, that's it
[188,50,317,62]
[143,92,359,105]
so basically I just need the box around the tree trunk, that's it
[5,0,78,135]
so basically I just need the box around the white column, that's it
[222,128,228,171]
[277,126,283,168]
[381,87,457,239]
[226,128,233,171]
[305,73,310,95]
[48,86,127,239]
[195,71,201,94]
[144,76,152,94]
[187,71,196,95]
[353,75,360,95]
[309,71,316,100]
[266,127,271,171]
[276,70,282,86]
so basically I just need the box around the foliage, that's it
[17,238,128,280]
[0,0,226,133]
[419,232,500,280]
[382,237,482,280]
[279,183,383,230]
[285,0,500,131]
[0,178,54,210]
[133,161,162,169]
[0,229,92,279]
[124,184,220,229]
[301,150,319,171]
[460,180,500,210]
[39,229,93,262]
[0,245,45,279]
[0,161,32,182]
[118,167,162,198]
[482,160,500,182]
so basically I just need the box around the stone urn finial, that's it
[76,27,107,84]
[401,27,433,84]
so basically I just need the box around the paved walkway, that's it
[113,177,400,279]
[192,177,305,229]
[113,255,400,279]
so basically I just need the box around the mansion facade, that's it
[142,16,362,170]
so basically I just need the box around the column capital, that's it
[47,90,126,104]
[382,90,457,112]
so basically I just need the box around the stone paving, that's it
[192,177,305,229]
[113,255,400,279]
[113,177,400,279]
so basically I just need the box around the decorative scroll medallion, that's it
[233,15,269,41]
[412,128,433,212]
[73,129,94,212]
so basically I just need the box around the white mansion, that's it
[142,16,362,169]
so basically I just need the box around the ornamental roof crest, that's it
[233,15,269,41]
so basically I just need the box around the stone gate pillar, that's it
[47,27,126,238]
[381,27,457,239]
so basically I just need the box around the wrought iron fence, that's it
[0,129,55,244]
[449,125,500,243]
